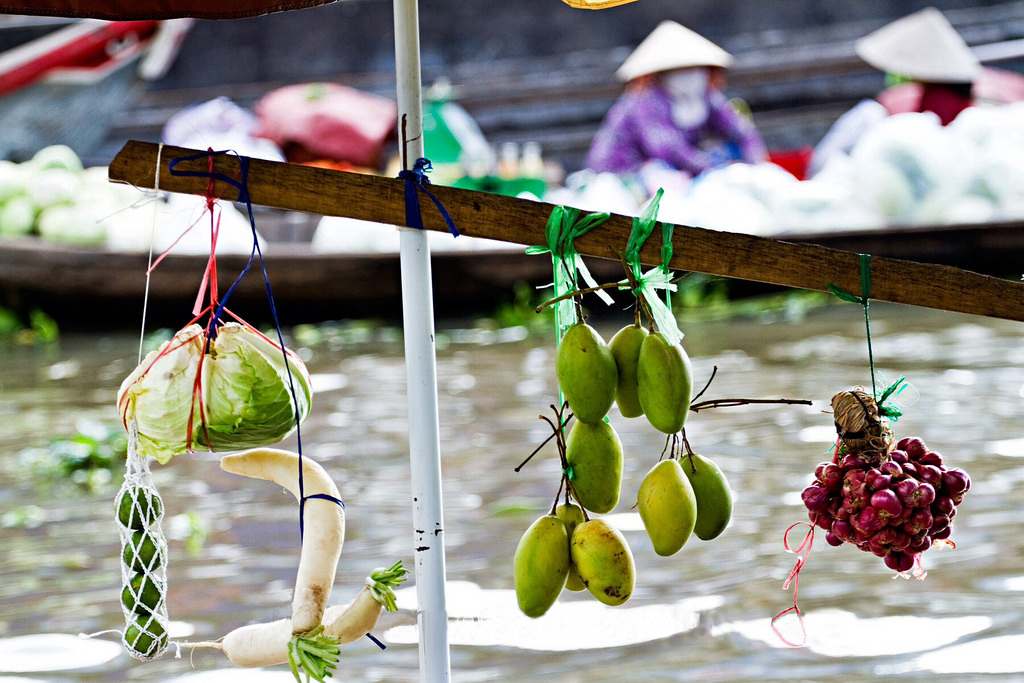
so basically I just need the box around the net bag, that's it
[115,421,170,661]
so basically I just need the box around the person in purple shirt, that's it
[586,20,767,177]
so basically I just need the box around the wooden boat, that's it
[4,209,1024,330]
[0,228,625,328]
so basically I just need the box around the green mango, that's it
[556,323,618,424]
[565,420,623,514]
[513,514,569,617]
[681,453,733,541]
[122,530,163,572]
[570,518,635,606]
[555,502,587,592]
[636,332,693,434]
[125,613,167,658]
[609,323,648,418]
[637,458,697,556]
[117,487,163,530]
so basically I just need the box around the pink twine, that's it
[772,521,815,647]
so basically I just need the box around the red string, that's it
[117,329,201,432]
[194,151,221,320]
[772,521,815,647]
[144,203,205,276]
[192,204,221,319]
[144,149,224,323]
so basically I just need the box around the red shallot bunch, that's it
[801,389,970,574]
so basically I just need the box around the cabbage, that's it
[0,195,37,236]
[37,203,107,245]
[29,144,84,173]
[118,325,204,463]
[25,167,81,210]
[198,323,312,451]
[0,160,27,203]
[118,323,312,463]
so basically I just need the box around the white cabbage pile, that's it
[117,322,312,464]
[0,144,263,253]
[0,145,138,245]
[548,102,1024,235]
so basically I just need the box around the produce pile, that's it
[801,388,970,575]
[116,321,406,680]
[0,144,260,253]
[0,145,135,245]
[513,203,737,619]
[546,104,1024,235]
[115,459,168,660]
[109,185,407,682]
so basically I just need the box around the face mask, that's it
[662,68,709,128]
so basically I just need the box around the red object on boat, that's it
[254,83,398,169]
[768,146,812,180]
[0,1,335,20]
[0,19,159,97]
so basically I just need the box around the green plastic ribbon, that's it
[827,253,907,413]
[620,189,684,347]
[825,253,872,308]
[526,205,611,339]
[632,266,680,345]
[661,222,675,309]
[876,376,907,421]
[624,189,664,281]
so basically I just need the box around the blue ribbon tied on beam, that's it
[398,158,459,237]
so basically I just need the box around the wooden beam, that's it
[109,140,1024,323]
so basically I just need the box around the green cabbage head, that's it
[118,322,312,463]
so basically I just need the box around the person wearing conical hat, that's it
[857,6,981,126]
[585,20,767,177]
[810,7,1024,175]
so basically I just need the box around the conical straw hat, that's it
[616,20,733,82]
[855,7,981,83]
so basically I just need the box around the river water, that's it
[2,302,1024,682]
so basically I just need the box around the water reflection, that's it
[385,580,722,651]
[0,634,120,673]
[1,304,1023,681]
[877,633,1024,676]
[717,609,990,657]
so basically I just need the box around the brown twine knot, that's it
[831,388,892,465]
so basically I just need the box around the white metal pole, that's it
[393,1,451,681]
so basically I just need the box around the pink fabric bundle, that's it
[255,83,397,168]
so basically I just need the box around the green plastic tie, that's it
[826,253,885,401]
[876,376,907,421]
[661,222,675,310]
[620,189,683,346]
[527,206,612,342]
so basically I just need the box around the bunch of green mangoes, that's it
[557,322,625,514]
[116,484,169,659]
[637,453,733,556]
[514,502,635,617]
[610,323,694,434]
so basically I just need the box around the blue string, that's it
[365,632,387,649]
[167,149,344,543]
[398,158,459,237]
[305,492,346,508]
